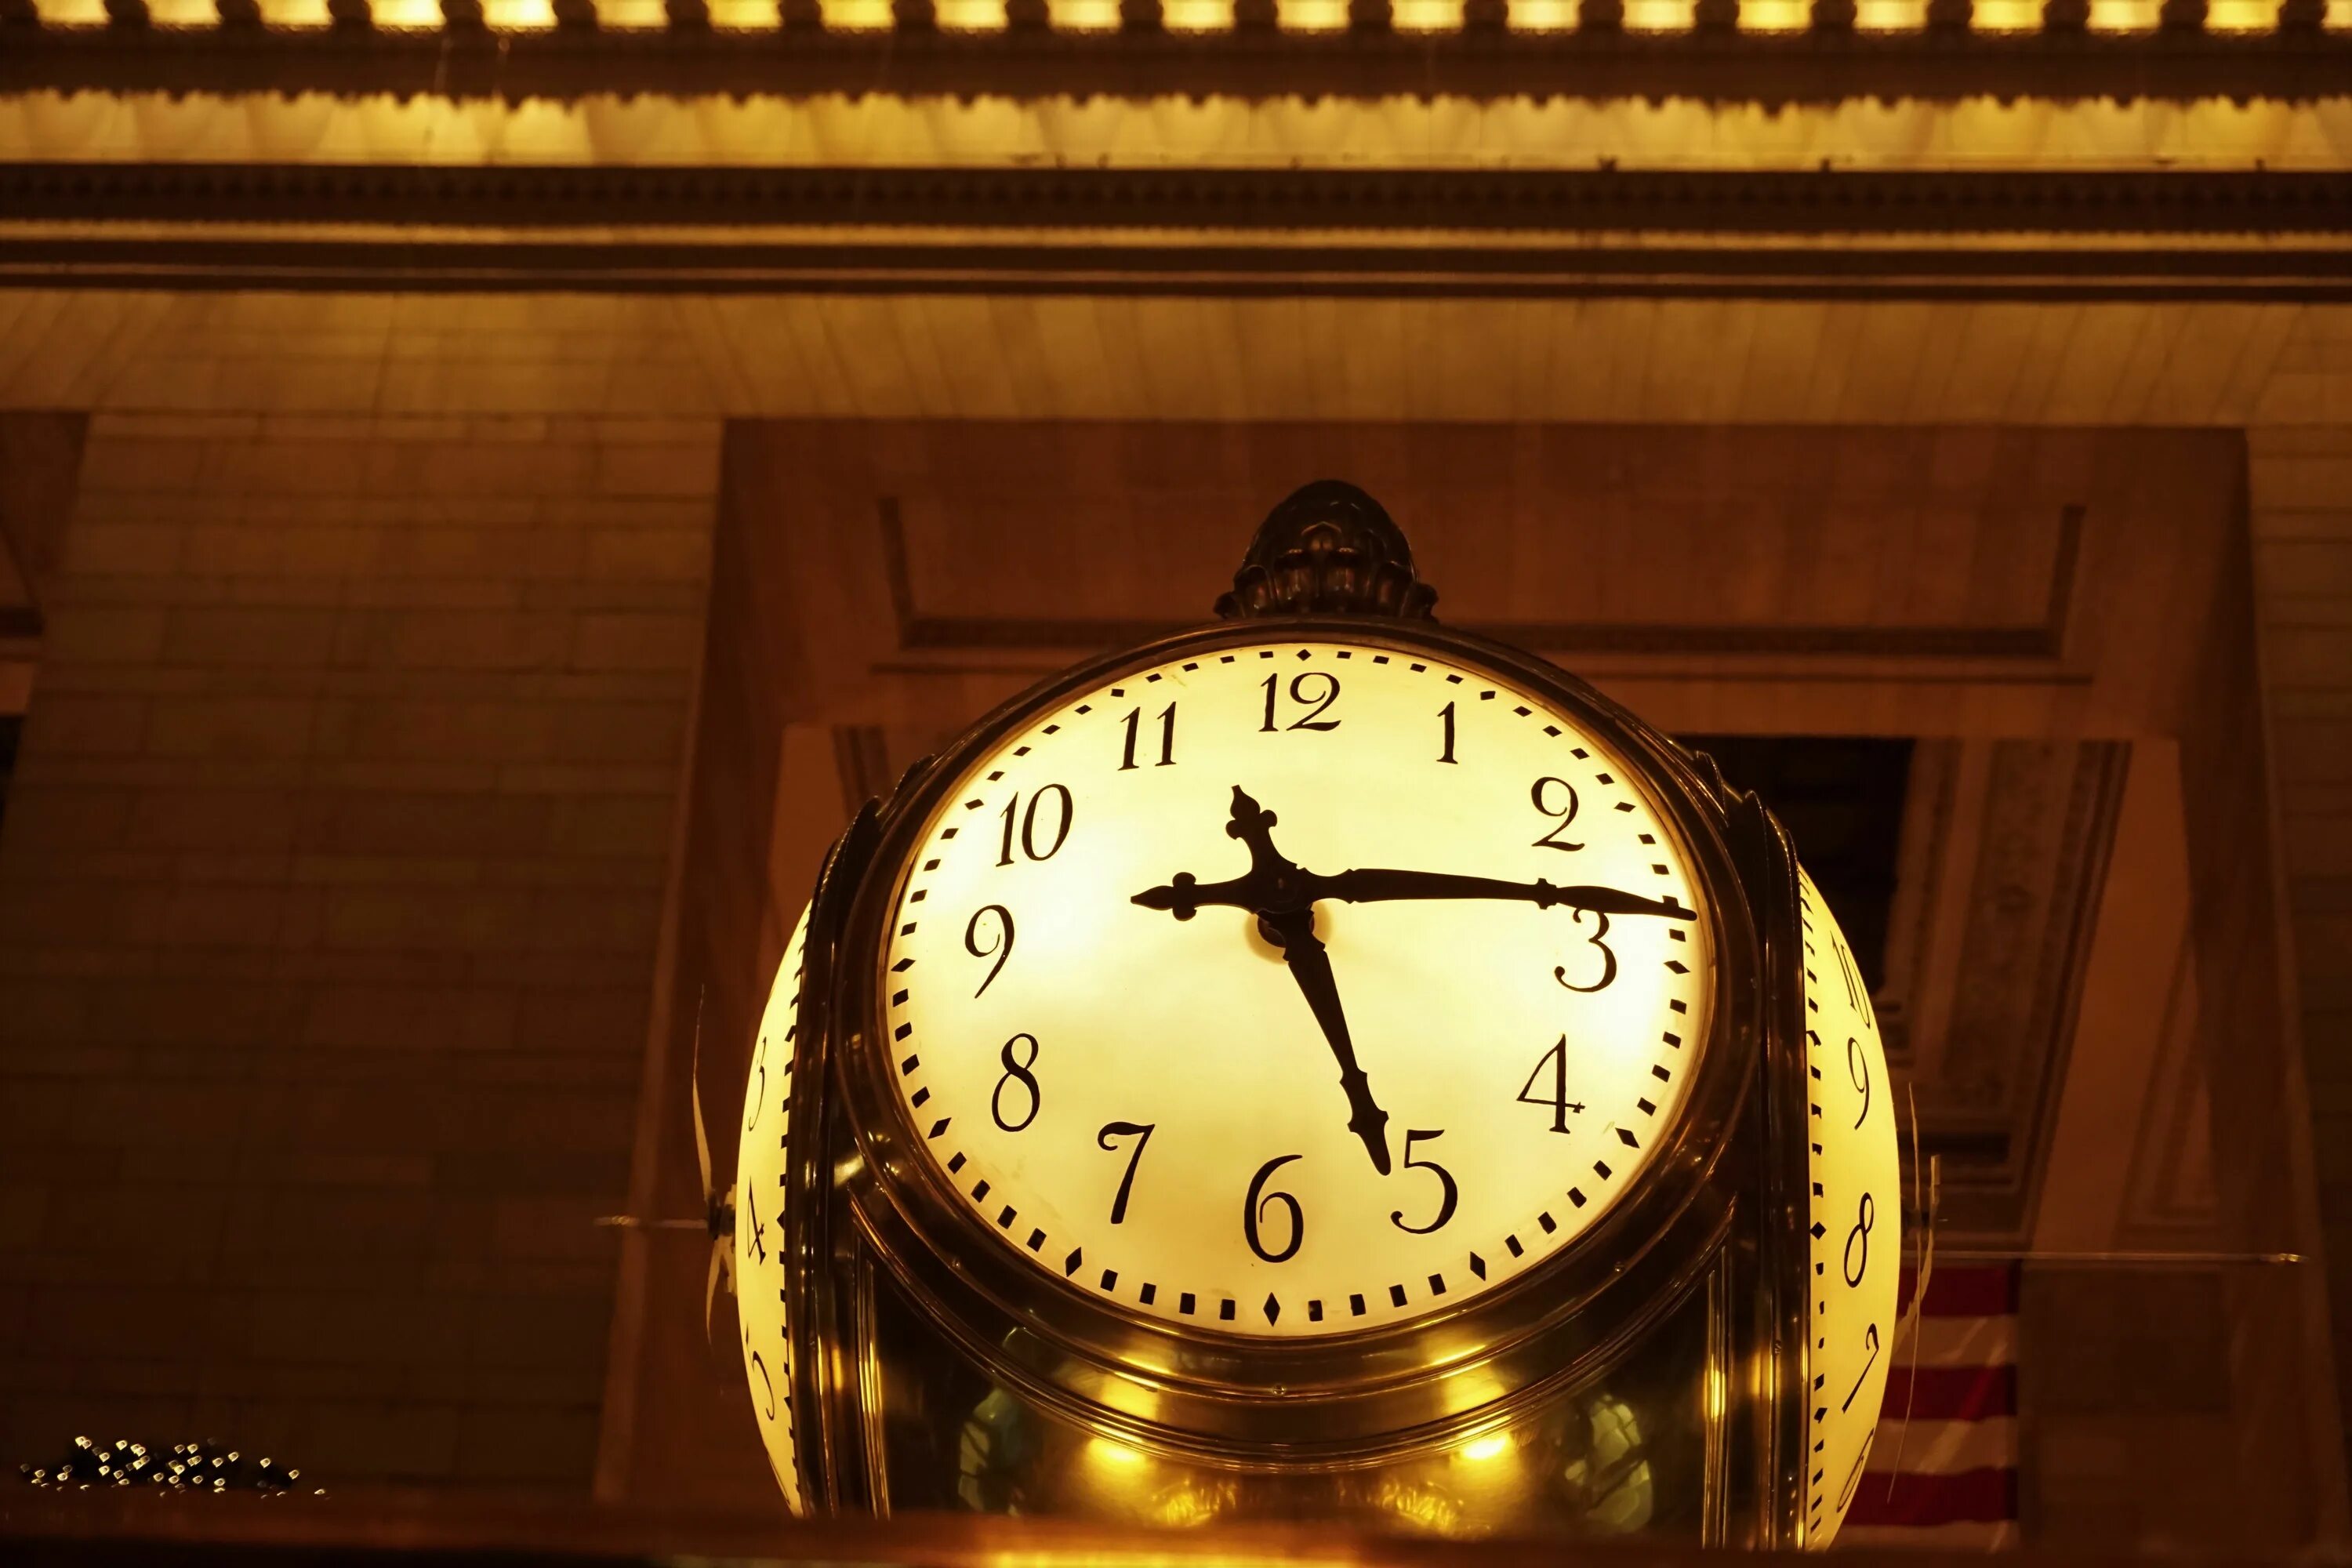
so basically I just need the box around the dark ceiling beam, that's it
[4,165,2350,234]
[0,27,2345,101]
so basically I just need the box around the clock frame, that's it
[746,485,1888,1547]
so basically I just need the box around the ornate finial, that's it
[1215,481,1438,622]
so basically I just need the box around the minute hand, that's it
[1311,869,1696,921]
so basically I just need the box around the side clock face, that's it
[737,904,811,1514]
[1798,873,1900,1548]
[876,637,1718,1339]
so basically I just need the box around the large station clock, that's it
[734,483,1900,1547]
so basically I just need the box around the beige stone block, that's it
[98,358,227,414]
[181,524,381,580]
[60,524,185,579]
[162,607,343,668]
[545,701,688,766]
[592,442,718,499]
[43,608,170,666]
[373,528,585,583]
[74,438,207,495]
[24,694,148,757]
[301,986,517,1054]
[568,611,697,673]
[202,439,379,496]
[405,442,599,499]
[158,884,287,949]
[2281,814,2352,877]
[2252,509,2352,543]
[2274,718,2352,783]
[316,886,539,953]
[91,414,264,444]
[367,609,572,673]
[329,699,557,764]
[2264,627,2352,691]
[299,793,553,858]
[2258,541,2352,599]
[2252,456,2352,512]
[123,789,303,853]
[212,354,386,416]
[545,795,672,859]
[0,784,132,856]
[496,762,677,798]
[582,528,713,583]
[143,696,317,760]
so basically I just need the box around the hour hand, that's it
[1262,906,1390,1175]
[1131,785,1311,919]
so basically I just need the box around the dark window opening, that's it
[0,713,18,833]
[1679,735,1912,993]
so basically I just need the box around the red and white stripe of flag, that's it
[1838,1265,2020,1551]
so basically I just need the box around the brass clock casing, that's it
[747,492,1876,1548]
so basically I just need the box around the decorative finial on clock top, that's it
[1216,481,1439,622]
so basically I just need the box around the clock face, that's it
[1797,873,1900,1547]
[873,637,1718,1341]
[737,903,811,1513]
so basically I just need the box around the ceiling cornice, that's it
[0,24,2347,102]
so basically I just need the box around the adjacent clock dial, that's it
[737,904,811,1513]
[1798,873,1900,1548]
[878,639,1716,1339]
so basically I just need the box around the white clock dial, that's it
[1798,873,1900,1547]
[878,639,1715,1339]
[737,904,811,1513]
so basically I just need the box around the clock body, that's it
[737,511,1898,1545]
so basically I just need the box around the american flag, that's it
[1839,1264,2020,1551]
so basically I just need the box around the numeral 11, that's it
[1120,704,1176,770]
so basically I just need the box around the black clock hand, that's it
[1130,786,1309,920]
[1135,787,1391,1174]
[1135,866,1694,924]
[1261,904,1392,1176]
[1316,869,1696,923]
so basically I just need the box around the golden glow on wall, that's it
[1853,0,1926,25]
[1394,0,1464,27]
[935,0,1011,26]
[13,0,2352,25]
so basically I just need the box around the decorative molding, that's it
[4,165,2351,236]
[8,169,2350,296]
[1929,739,2130,1241]
[877,497,2084,664]
[0,26,2346,102]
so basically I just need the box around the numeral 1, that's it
[1438,701,1457,764]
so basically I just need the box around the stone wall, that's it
[0,412,717,1488]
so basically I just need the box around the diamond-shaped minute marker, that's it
[1468,1252,1487,1280]
[927,1117,950,1139]
[1263,1294,1282,1325]
[1064,1248,1083,1276]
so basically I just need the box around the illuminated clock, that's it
[739,482,1902,1548]
[736,902,810,1514]
[881,640,1711,1338]
[1798,873,1902,1545]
